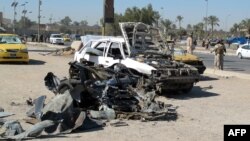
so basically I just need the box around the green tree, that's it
[230,23,239,35]
[193,22,205,39]
[60,16,72,26]
[160,19,172,35]
[240,19,250,35]
[186,24,192,31]
[16,16,35,28]
[73,21,80,26]
[80,20,88,26]
[176,15,183,29]
[123,4,160,25]
[207,15,220,36]
[171,24,177,30]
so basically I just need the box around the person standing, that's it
[186,33,193,54]
[211,40,226,70]
[205,38,210,49]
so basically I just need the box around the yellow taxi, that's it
[173,47,206,74]
[0,34,29,64]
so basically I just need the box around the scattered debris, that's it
[10,102,21,106]
[110,120,129,127]
[26,97,33,106]
[0,60,176,139]
[201,85,213,91]
[0,112,14,118]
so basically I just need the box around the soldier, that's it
[211,40,226,70]
[186,33,193,54]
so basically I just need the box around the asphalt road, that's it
[195,52,250,74]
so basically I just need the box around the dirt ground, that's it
[1,47,250,141]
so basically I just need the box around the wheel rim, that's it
[238,53,242,59]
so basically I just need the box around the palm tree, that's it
[207,15,220,36]
[240,19,250,35]
[230,23,239,35]
[193,22,204,40]
[176,15,183,29]
[160,19,172,34]
[186,24,192,31]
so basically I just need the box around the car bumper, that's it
[155,77,199,90]
[182,61,206,74]
[151,69,200,91]
[195,65,206,74]
[0,52,29,62]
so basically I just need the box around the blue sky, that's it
[1,0,250,31]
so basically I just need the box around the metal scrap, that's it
[0,112,14,118]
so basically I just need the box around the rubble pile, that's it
[0,60,177,140]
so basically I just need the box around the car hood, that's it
[174,53,200,61]
[119,22,170,57]
[0,44,27,50]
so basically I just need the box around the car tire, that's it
[238,53,243,59]
[182,83,194,93]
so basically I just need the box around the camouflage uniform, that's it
[211,43,226,70]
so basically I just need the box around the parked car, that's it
[209,39,219,46]
[49,34,64,45]
[227,37,248,45]
[62,34,71,42]
[70,34,81,41]
[173,48,206,74]
[74,22,200,93]
[0,33,29,63]
[236,43,250,59]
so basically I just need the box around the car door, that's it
[83,41,108,65]
[245,45,250,58]
[104,42,124,67]
[241,45,248,57]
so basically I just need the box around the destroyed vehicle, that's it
[173,48,206,74]
[74,22,200,93]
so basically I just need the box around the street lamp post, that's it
[205,0,208,35]
[38,0,42,42]
[11,0,18,33]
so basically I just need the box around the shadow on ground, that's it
[224,67,245,71]
[0,59,46,65]
[163,86,219,100]
[28,49,56,52]
[199,75,219,81]
[28,59,46,65]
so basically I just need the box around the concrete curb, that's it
[204,68,250,80]
[26,42,69,49]
[194,50,236,56]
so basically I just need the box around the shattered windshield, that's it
[0,36,22,44]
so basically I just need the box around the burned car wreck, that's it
[0,60,177,140]
[74,22,200,93]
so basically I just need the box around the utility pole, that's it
[11,0,18,33]
[38,0,42,42]
[103,0,114,36]
[205,0,208,35]
[21,2,28,35]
